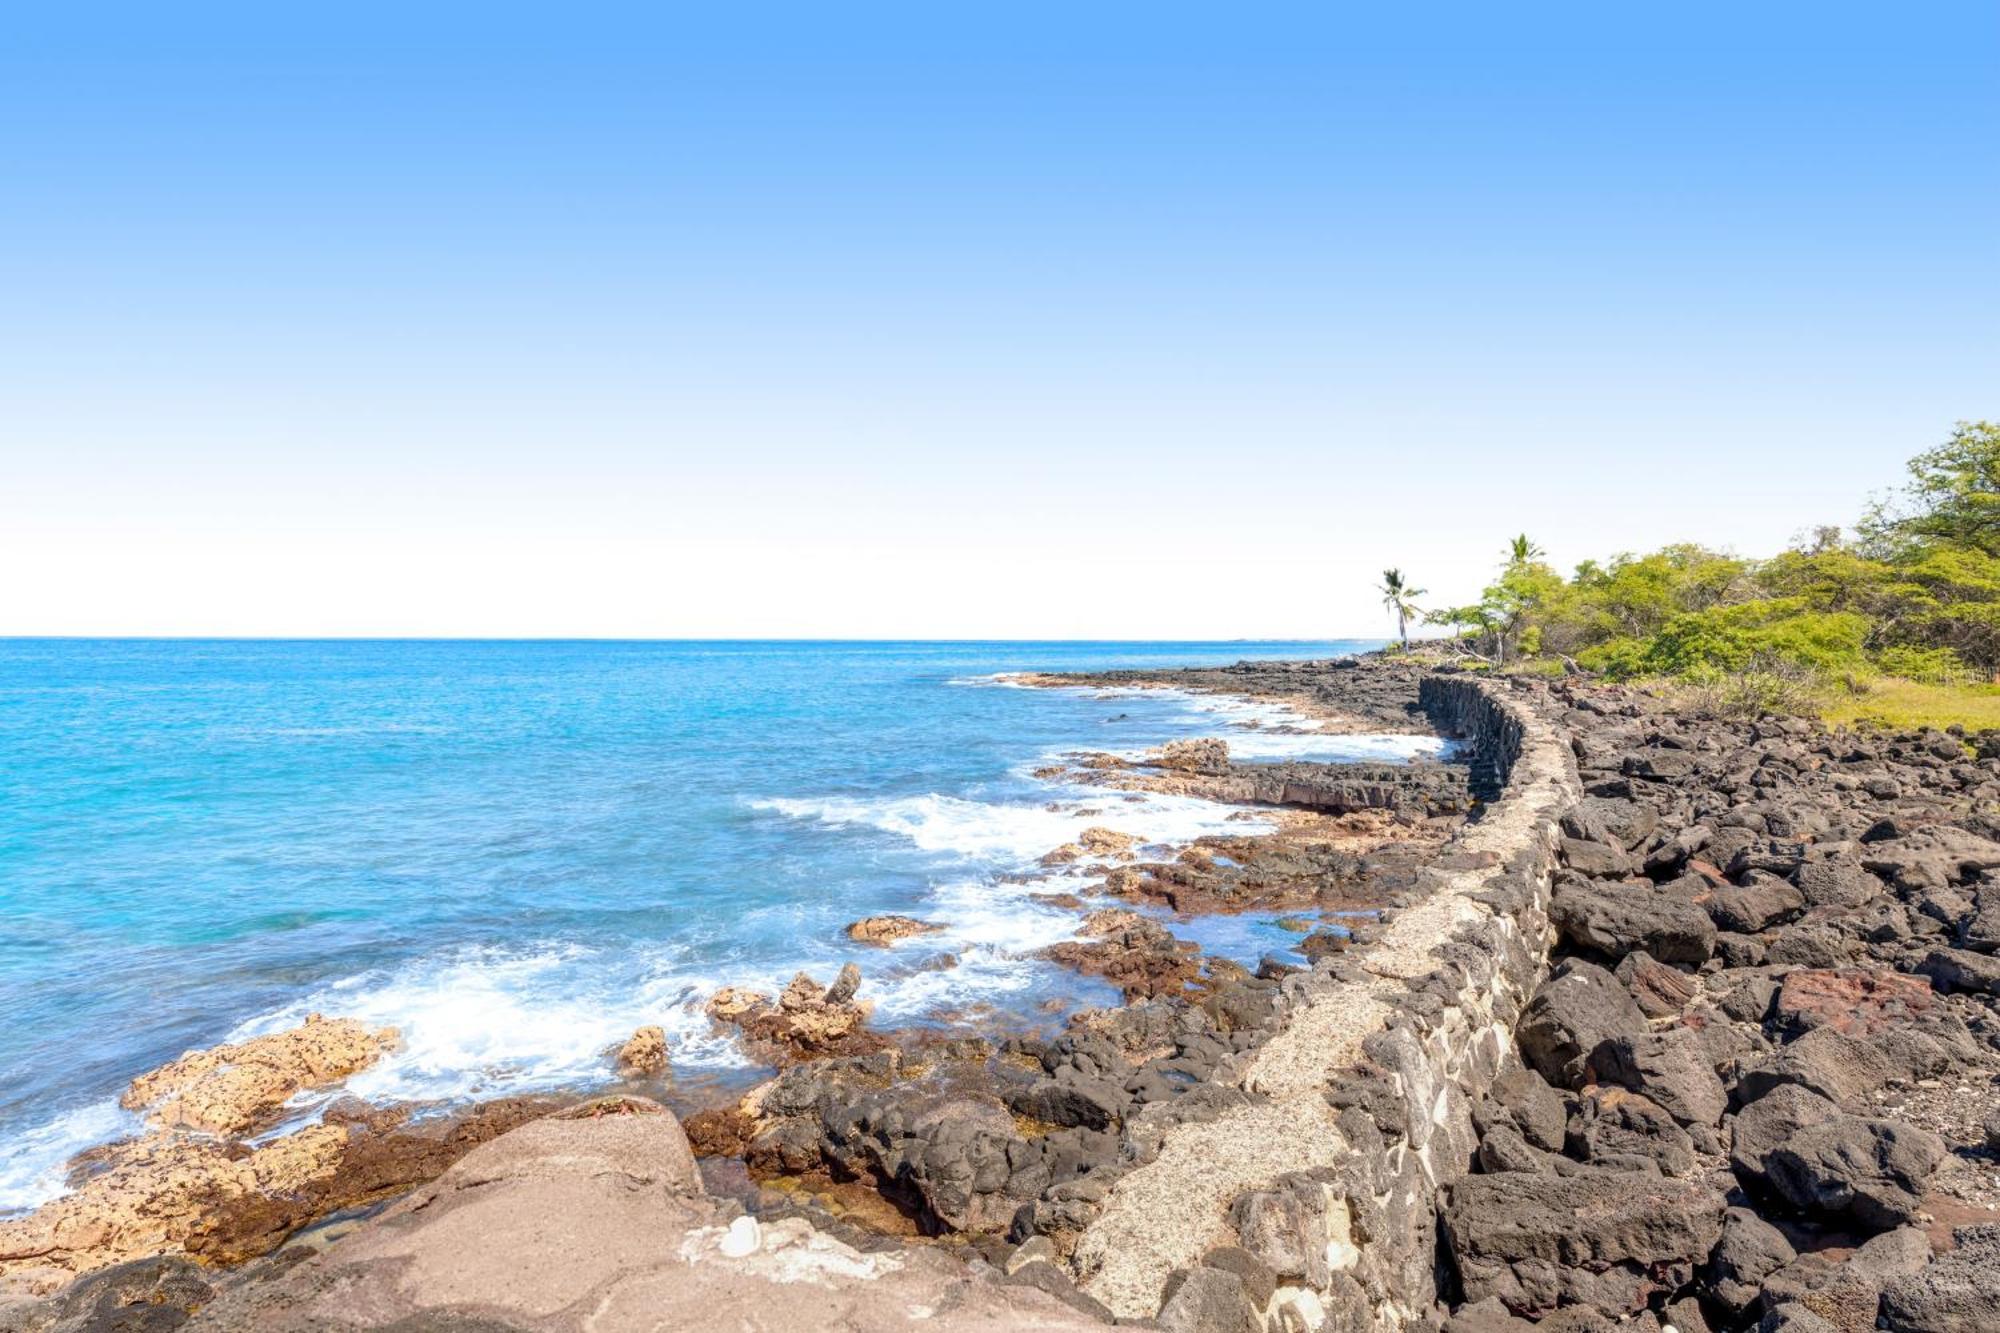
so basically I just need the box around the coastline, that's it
[12,651,1996,1331]
[0,653,1464,1304]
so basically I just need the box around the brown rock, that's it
[615,1025,670,1077]
[1775,968,1936,1037]
[846,915,945,945]
[121,1012,399,1137]
[1158,738,1229,773]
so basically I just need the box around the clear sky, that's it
[3,3,1995,638]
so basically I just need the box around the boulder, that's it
[1707,873,1806,934]
[1569,1087,1698,1177]
[1862,827,2000,892]
[1793,858,1882,910]
[1518,960,1648,1089]
[1551,880,1715,965]
[1443,1167,1725,1319]
[1561,837,1633,879]
[614,1025,669,1077]
[1701,1206,1797,1315]
[1158,738,1230,773]
[1734,1028,1901,1108]
[1879,1222,2000,1333]
[1731,1084,1841,1184]
[1763,1115,1947,1229]
[846,916,945,945]
[1773,968,1935,1037]
[1615,951,1697,1018]
[1915,947,2000,995]
[1587,1028,1728,1128]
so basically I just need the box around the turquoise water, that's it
[0,638,1429,1211]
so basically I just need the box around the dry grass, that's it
[1821,676,2000,732]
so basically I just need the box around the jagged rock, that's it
[1157,1266,1261,1333]
[1861,827,2000,892]
[1761,1227,1932,1333]
[1615,951,1697,1018]
[1707,873,1806,934]
[1078,827,1141,856]
[1793,858,1881,910]
[1701,1206,1797,1315]
[1735,1028,1902,1107]
[706,971,883,1062]
[1551,879,1715,965]
[1915,947,2000,995]
[1158,738,1230,773]
[1773,968,1935,1037]
[1561,837,1633,878]
[846,915,945,945]
[1484,1065,1569,1154]
[1587,1028,1727,1128]
[120,1013,399,1136]
[1879,1222,2000,1332]
[1569,1086,1697,1177]
[1763,1115,1946,1229]
[615,1025,669,1077]
[1731,1084,1841,1184]
[1518,960,1648,1088]
[1443,1167,1725,1318]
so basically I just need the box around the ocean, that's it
[0,638,1436,1213]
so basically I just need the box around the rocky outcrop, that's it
[120,1013,399,1136]
[705,967,888,1063]
[114,1100,1112,1332]
[846,915,947,945]
[0,1018,545,1299]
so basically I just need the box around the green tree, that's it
[1861,420,2000,557]
[1378,568,1425,649]
[1507,533,1545,566]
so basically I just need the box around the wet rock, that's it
[1587,1028,1727,1128]
[846,916,945,945]
[615,1025,669,1077]
[1518,960,1649,1088]
[706,971,884,1063]
[0,1255,215,1333]
[1763,1114,1947,1229]
[1159,738,1231,773]
[1551,879,1715,965]
[1443,1167,1725,1318]
[1879,1222,2000,1333]
[1039,915,1201,999]
[119,1012,399,1137]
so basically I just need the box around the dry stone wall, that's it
[1063,672,1580,1329]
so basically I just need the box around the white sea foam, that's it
[750,790,1270,867]
[231,944,759,1113]
[0,1098,139,1216]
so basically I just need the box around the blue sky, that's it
[3,3,1995,636]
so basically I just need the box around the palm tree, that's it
[1379,568,1425,649]
[1507,534,1545,566]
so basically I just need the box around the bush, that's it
[1874,644,1973,685]
[1673,657,1827,718]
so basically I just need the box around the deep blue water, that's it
[0,638,1428,1211]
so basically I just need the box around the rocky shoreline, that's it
[7,654,2000,1331]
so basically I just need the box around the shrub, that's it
[1874,644,1973,685]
